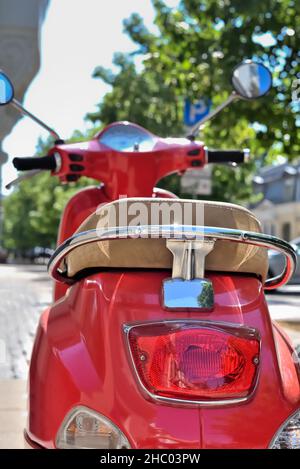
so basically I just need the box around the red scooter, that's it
[1,60,299,449]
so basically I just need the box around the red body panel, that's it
[28,272,300,449]
[54,185,109,301]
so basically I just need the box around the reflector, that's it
[56,406,130,449]
[270,410,300,448]
[126,321,260,403]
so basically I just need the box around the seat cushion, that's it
[65,198,268,282]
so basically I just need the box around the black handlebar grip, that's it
[207,149,250,164]
[13,155,57,171]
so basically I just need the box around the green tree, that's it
[3,136,93,253]
[87,52,183,137]
[89,0,300,202]
[197,281,214,308]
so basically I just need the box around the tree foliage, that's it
[87,52,183,137]
[3,0,300,250]
[90,0,300,200]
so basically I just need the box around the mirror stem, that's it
[11,98,61,141]
[187,91,239,139]
[5,169,44,190]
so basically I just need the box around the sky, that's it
[2,0,180,191]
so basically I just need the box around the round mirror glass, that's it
[0,71,14,105]
[232,61,272,99]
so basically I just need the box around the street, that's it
[0,264,299,380]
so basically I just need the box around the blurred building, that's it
[0,0,49,243]
[252,162,300,241]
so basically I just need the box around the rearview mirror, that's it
[231,61,272,99]
[0,71,14,105]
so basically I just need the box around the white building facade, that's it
[252,162,300,241]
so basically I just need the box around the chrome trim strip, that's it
[48,225,297,289]
[203,145,209,165]
[123,319,261,407]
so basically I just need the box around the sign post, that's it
[181,166,213,196]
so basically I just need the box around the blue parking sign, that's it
[184,98,211,127]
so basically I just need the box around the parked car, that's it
[268,236,300,284]
[0,247,8,263]
[25,247,54,264]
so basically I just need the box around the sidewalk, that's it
[0,380,26,449]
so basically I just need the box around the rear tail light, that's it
[125,321,260,403]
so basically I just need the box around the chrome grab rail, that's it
[48,225,297,289]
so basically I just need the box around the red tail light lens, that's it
[126,322,260,402]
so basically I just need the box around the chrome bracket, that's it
[163,239,215,311]
[166,239,215,280]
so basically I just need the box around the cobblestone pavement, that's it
[0,264,299,379]
[0,264,52,379]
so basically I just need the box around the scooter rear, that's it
[27,270,299,448]
[27,194,299,448]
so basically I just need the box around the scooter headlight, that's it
[270,410,300,449]
[56,406,131,449]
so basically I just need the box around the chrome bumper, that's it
[48,225,297,290]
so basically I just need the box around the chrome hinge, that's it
[162,239,215,311]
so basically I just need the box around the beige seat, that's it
[65,198,269,282]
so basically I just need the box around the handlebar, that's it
[10,141,250,194]
[13,155,57,171]
[206,148,250,164]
